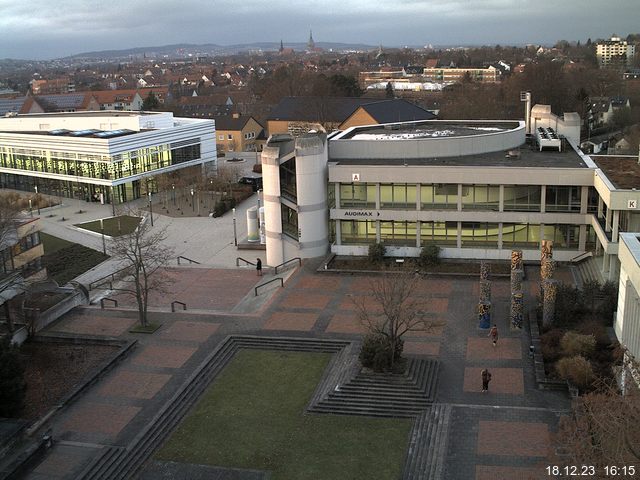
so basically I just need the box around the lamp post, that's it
[172,184,176,206]
[34,185,41,215]
[148,191,154,226]
[191,188,195,212]
[232,207,237,246]
[100,218,106,255]
[28,199,33,217]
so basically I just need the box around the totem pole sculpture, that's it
[478,261,491,328]
[510,249,524,329]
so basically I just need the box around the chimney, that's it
[232,112,240,119]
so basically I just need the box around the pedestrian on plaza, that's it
[256,258,262,276]
[481,368,492,392]
[488,324,499,347]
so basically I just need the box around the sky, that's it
[0,0,638,60]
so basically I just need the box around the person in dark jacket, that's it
[256,258,262,276]
[481,368,492,392]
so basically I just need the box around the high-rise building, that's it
[596,36,636,68]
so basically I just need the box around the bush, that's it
[556,355,595,389]
[368,243,386,265]
[359,334,404,373]
[540,328,564,365]
[418,244,440,268]
[0,338,26,418]
[577,320,611,347]
[560,331,596,357]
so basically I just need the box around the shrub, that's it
[560,331,596,357]
[0,338,26,418]
[418,244,440,268]
[577,320,611,347]
[368,243,386,265]
[359,334,404,373]
[540,328,564,364]
[555,355,594,390]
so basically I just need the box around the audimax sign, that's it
[343,211,381,217]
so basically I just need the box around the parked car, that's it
[238,175,263,192]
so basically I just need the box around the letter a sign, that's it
[352,173,360,182]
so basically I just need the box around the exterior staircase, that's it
[573,256,604,287]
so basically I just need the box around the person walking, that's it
[481,368,492,392]
[256,258,263,276]
[488,324,499,347]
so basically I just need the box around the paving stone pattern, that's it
[24,262,573,480]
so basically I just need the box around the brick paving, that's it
[25,262,574,480]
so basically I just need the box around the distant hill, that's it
[63,42,378,60]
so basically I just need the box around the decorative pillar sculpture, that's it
[542,279,558,326]
[478,301,491,329]
[480,280,491,303]
[480,261,490,280]
[541,240,553,262]
[511,269,523,293]
[511,249,523,271]
[510,292,524,329]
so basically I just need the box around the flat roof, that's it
[592,155,640,190]
[9,111,159,118]
[0,128,140,139]
[331,143,588,169]
[336,120,520,140]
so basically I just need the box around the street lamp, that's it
[28,199,33,217]
[148,191,154,226]
[100,218,106,255]
[191,188,195,212]
[172,184,176,206]
[232,207,237,246]
[34,185,40,215]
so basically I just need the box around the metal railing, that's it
[177,256,200,265]
[171,301,187,312]
[255,277,283,296]
[100,298,118,309]
[236,257,257,267]
[89,265,131,291]
[274,257,301,274]
[569,251,593,263]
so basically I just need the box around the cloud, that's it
[0,0,638,59]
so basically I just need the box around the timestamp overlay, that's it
[545,465,636,477]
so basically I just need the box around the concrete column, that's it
[598,197,603,219]
[416,221,421,248]
[499,185,504,212]
[335,219,341,245]
[579,224,587,251]
[457,221,462,248]
[457,184,462,211]
[540,186,546,213]
[416,183,421,211]
[609,256,619,282]
[605,207,612,232]
[498,222,503,249]
[602,252,611,275]
[334,183,340,208]
[580,186,589,214]
[375,220,380,243]
[375,183,380,210]
[612,210,620,242]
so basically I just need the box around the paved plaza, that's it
[19,197,571,479]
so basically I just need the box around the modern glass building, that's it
[262,116,640,282]
[0,111,216,204]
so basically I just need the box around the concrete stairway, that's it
[308,358,440,418]
[401,404,452,480]
[573,256,603,287]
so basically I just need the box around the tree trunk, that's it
[4,302,14,333]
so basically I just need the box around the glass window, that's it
[340,183,375,208]
[587,187,598,214]
[279,158,297,201]
[460,222,500,247]
[340,220,376,244]
[461,185,500,211]
[543,224,580,249]
[281,204,298,239]
[421,184,457,210]
[380,221,417,245]
[420,221,457,245]
[545,186,581,212]
[380,184,416,209]
[503,186,541,212]
[501,223,541,248]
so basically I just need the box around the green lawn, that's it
[157,350,411,480]
[40,232,109,285]
[74,215,141,237]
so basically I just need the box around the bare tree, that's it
[352,271,442,369]
[110,213,174,327]
[0,195,27,333]
[557,354,640,469]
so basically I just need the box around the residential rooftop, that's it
[592,155,640,190]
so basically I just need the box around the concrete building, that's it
[0,111,216,204]
[596,36,636,68]
[422,66,499,83]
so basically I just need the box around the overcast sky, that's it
[0,0,638,60]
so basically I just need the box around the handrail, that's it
[171,301,187,312]
[89,265,131,290]
[177,256,200,265]
[100,298,118,309]
[570,251,593,263]
[236,257,256,267]
[255,277,283,296]
[274,257,301,274]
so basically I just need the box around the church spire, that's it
[279,39,284,53]
[307,30,315,50]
